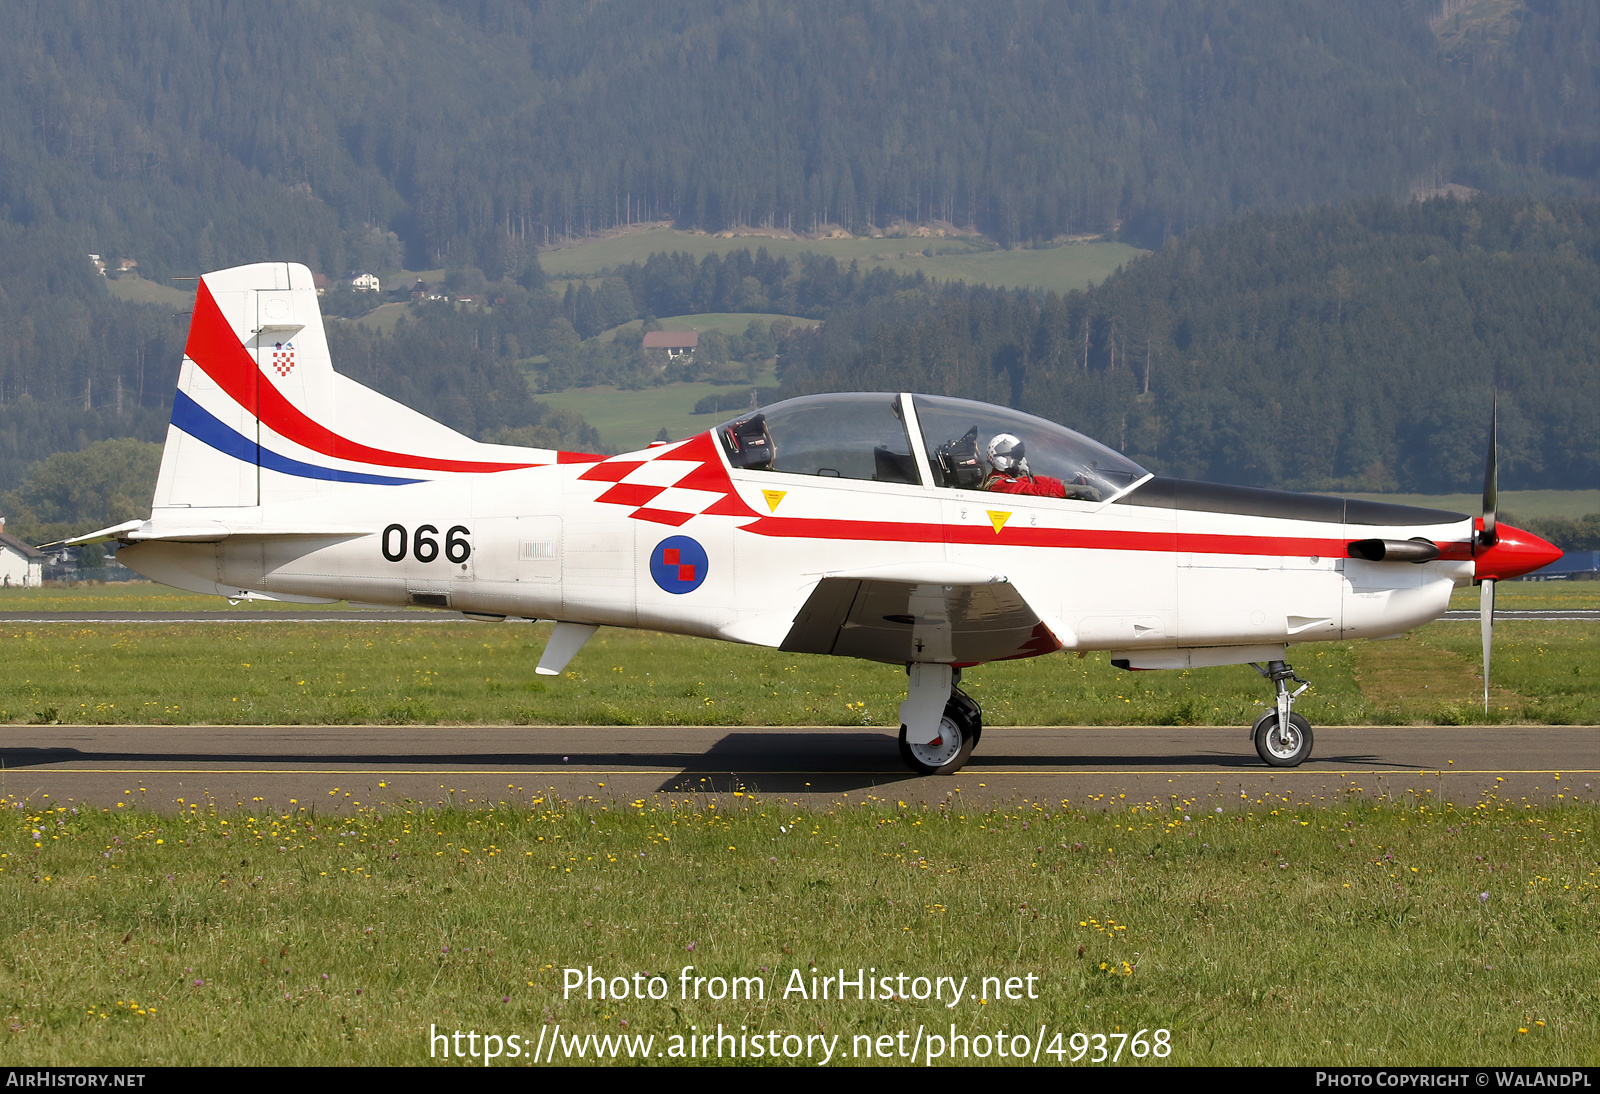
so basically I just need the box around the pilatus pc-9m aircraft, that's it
[71,263,1560,775]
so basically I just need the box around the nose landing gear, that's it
[1249,660,1313,766]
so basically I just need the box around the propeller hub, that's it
[1472,520,1563,582]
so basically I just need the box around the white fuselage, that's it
[121,433,1471,667]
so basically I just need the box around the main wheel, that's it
[947,687,983,747]
[1253,711,1313,767]
[899,696,979,775]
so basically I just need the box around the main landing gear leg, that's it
[898,665,983,776]
[1249,660,1313,767]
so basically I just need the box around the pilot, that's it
[981,433,1067,497]
[983,436,1105,499]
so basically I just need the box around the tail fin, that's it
[153,262,547,513]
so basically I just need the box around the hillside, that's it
[2,0,1593,281]
[1,1,1595,497]
[780,196,1599,492]
[542,226,1144,295]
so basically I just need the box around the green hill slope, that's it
[781,196,1599,492]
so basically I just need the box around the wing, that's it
[771,563,1064,666]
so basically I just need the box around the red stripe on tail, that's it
[185,281,540,475]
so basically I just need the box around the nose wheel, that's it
[1252,710,1313,767]
[1249,660,1314,767]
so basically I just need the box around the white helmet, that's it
[987,433,1028,476]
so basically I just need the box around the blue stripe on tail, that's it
[171,390,423,487]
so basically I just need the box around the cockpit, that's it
[716,392,1148,501]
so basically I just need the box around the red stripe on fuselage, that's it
[185,280,540,474]
[737,512,1474,560]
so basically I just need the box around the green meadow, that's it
[531,360,781,451]
[0,612,1592,728]
[2,583,1593,1067]
[593,313,819,343]
[541,226,1143,295]
[352,301,410,335]
[104,275,192,309]
[0,791,1593,1065]
[1345,490,1600,522]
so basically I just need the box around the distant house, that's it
[346,270,381,292]
[642,331,698,360]
[88,254,106,276]
[118,258,137,273]
[0,526,44,587]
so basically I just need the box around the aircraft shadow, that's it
[0,730,1424,799]
[0,735,925,795]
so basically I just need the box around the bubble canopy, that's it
[913,394,1149,499]
[715,392,1148,500]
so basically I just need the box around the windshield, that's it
[914,394,1147,501]
[717,393,919,484]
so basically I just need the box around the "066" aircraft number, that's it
[381,523,471,564]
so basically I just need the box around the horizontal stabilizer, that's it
[48,520,145,548]
[55,520,375,546]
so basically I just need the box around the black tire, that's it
[898,695,979,775]
[1253,711,1313,767]
[947,687,983,746]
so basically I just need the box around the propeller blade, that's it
[1480,396,1498,548]
[1480,577,1495,713]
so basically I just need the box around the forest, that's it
[4,1,1593,275]
[0,2,1594,526]
[778,197,1599,492]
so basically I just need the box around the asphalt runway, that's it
[2,723,1594,813]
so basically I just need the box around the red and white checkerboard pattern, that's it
[269,343,296,377]
[578,433,758,526]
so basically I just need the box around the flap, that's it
[779,574,1064,665]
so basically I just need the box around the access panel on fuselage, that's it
[1173,511,1343,647]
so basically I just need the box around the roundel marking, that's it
[650,535,709,594]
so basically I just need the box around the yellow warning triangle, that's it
[987,510,1011,533]
[762,490,787,512]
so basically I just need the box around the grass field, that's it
[1448,580,1598,611]
[594,312,820,343]
[2,590,1593,1065]
[0,792,1593,1065]
[0,612,1592,728]
[1345,490,1600,521]
[541,225,1144,294]
[352,302,409,335]
[533,363,781,451]
[104,275,192,309]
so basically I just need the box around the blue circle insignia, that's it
[649,535,709,594]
